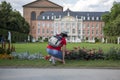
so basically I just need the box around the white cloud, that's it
[0,0,35,15]
[0,0,120,16]
[63,0,120,11]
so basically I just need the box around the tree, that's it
[0,1,30,34]
[102,2,120,37]
[0,1,12,29]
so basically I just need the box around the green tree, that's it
[0,1,12,29]
[0,1,30,34]
[102,2,120,37]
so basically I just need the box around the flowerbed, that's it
[65,46,120,60]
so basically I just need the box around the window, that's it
[61,23,64,27]
[38,22,40,28]
[96,23,99,28]
[47,16,49,19]
[92,30,94,34]
[72,29,75,33]
[78,30,81,34]
[72,23,75,28]
[83,23,86,28]
[59,15,61,19]
[77,23,81,28]
[87,30,90,34]
[100,17,102,20]
[76,15,78,19]
[47,23,49,28]
[43,16,45,19]
[92,37,94,40]
[83,30,84,34]
[96,30,98,34]
[47,29,49,33]
[87,23,90,28]
[87,17,90,20]
[42,29,44,33]
[96,17,99,20]
[31,11,36,20]
[92,17,94,20]
[54,16,56,19]
[92,23,94,28]
[38,29,40,33]
[42,23,45,27]
[55,23,58,27]
[51,16,54,20]
[83,16,86,20]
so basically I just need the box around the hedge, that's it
[0,28,29,43]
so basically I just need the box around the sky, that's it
[0,0,120,16]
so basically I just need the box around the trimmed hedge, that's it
[0,28,29,43]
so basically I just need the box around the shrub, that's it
[0,47,5,54]
[44,38,48,42]
[0,28,28,43]
[106,47,120,60]
[95,37,100,43]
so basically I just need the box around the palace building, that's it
[23,0,108,42]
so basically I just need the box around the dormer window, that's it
[83,16,86,20]
[92,17,94,20]
[100,17,102,20]
[96,17,99,20]
[54,16,56,19]
[47,16,49,20]
[87,17,90,20]
[51,16,53,20]
[76,15,78,19]
[42,16,45,19]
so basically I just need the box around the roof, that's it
[23,0,63,8]
[37,9,109,21]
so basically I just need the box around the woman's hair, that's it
[60,33,68,37]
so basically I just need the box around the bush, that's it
[44,38,48,42]
[0,47,5,54]
[95,37,100,43]
[106,47,120,60]
[0,28,28,43]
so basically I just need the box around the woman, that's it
[46,31,68,64]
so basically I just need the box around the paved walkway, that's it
[0,69,120,80]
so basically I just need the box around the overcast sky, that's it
[0,0,120,16]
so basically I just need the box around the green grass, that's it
[0,59,120,68]
[0,42,120,68]
[12,42,120,55]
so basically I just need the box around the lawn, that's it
[0,59,120,68]
[0,42,120,68]
[13,42,120,55]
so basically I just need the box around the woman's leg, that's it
[47,48,64,64]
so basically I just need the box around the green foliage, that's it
[102,2,120,38]
[0,47,12,54]
[106,47,120,60]
[44,38,48,42]
[0,28,28,43]
[95,37,100,43]
[106,36,117,44]
[0,47,5,54]
[0,1,30,34]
